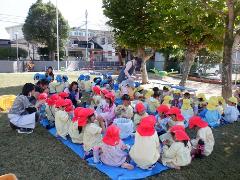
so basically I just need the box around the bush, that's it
[0,47,28,60]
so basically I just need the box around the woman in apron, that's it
[117,57,140,84]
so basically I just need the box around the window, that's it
[74,31,78,36]
[101,38,105,45]
[107,38,113,44]
[108,51,112,56]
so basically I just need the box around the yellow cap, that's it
[217,96,225,105]
[144,90,154,99]
[228,97,237,104]
[206,99,218,110]
[163,85,171,91]
[181,99,192,110]
[197,93,206,101]
[174,89,181,94]
[134,86,144,93]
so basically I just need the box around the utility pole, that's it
[15,33,19,72]
[85,9,88,61]
[56,0,60,71]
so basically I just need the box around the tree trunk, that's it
[179,46,199,86]
[141,60,148,84]
[222,0,234,99]
[138,48,153,84]
[49,51,55,61]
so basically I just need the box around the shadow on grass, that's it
[0,86,23,96]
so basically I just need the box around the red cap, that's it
[92,86,101,95]
[157,104,170,114]
[174,130,190,141]
[74,108,95,127]
[135,102,146,113]
[189,116,208,129]
[58,92,69,98]
[51,94,60,102]
[102,125,121,146]
[46,98,55,106]
[65,105,74,112]
[64,99,73,107]
[38,93,48,100]
[72,107,84,122]
[169,125,185,133]
[137,115,156,136]
[105,92,115,102]
[101,89,109,95]
[55,99,68,108]
[176,114,184,121]
[166,107,181,115]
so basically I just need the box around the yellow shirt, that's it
[55,110,71,139]
[130,131,160,169]
[115,105,134,119]
[92,95,101,106]
[45,105,56,122]
[133,113,148,128]
[68,121,84,144]
[146,97,160,113]
[83,123,102,152]
[84,81,92,92]
[162,141,192,167]
[191,126,214,156]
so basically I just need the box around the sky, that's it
[0,0,108,39]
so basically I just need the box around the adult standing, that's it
[8,83,39,134]
[45,66,54,82]
[117,57,141,84]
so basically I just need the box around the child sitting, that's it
[203,98,221,127]
[55,98,71,139]
[166,107,185,128]
[58,92,69,99]
[45,94,59,129]
[155,105,170,136]
[77,74,85,91]
[83,108,106,156]
[96,92,116,127]
[84,75,92,92]
[133,102,148,128]
[36,93,48,120]
[161,129,192,169]
[49,75,65,94]
[196,93,207,114]
[181,99,194,126]
[130,115,160,170]
[68,107,85,144]
[120,79,135,100]
[64,99,74,118]
[100,125,134,170]
[115,94,133,119]
[62,75,69,89]
[222,97,239,124]
[95,89,108,114]
[172,90,182,108]
[90,86,102,109]
[189,116,214,157]
[162,85,171,97]
[217,96,225,115]
[162,96,173,108]
[145,90,160,115]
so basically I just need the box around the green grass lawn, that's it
[0,73,240,180]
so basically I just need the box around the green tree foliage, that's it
[22,0,69,60]
[0,47,27,60]
[156,0,225,86]
[103,0,166,83]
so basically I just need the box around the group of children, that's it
[34,73,239,170]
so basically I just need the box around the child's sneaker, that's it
[17,128,33,134]
[84,150,93,160]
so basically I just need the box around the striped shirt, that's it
[9,95,33,115]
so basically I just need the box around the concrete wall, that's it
[0,61,24,73]
[0,60,121,73]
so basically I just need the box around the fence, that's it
[0,60,121,73]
